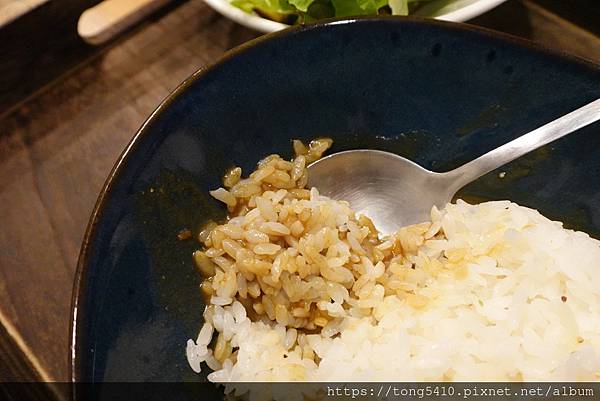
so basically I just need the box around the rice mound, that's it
[186,139,600,383]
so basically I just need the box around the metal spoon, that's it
[308,98,600,235]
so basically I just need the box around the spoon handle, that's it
[445,98,600,191]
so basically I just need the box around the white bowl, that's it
[203,0,508,33]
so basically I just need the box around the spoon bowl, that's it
[308,150,452,233]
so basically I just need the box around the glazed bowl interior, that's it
[72,16,600,393]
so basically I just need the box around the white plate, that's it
[203,0,508,33]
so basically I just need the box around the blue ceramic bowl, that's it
[72,16,600,391]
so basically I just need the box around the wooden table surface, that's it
[0,0,599,385]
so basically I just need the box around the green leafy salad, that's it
[231,0,449,24]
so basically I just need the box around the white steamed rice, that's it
[186,140,600,386]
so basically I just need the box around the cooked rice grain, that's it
[186,139,600,387]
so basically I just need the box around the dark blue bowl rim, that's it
[69,15,600,383]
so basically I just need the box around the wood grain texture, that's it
[473,0,600,64]
[0,0,258,382]
[0,0,598,384]
[531,0,600,38]
[0,0,100,119]
[0,0,191,120]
